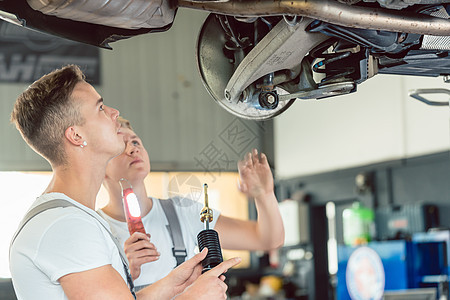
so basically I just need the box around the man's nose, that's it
[127,144,139,155]
[107,105,120,120]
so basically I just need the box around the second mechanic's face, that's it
[105,127,151,183]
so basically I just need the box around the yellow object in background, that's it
[260,275,283,293]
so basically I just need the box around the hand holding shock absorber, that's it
[119,178,146,235]
[197,183,224,273]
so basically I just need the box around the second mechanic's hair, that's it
[117,116,133,131]
[10,65,86,166]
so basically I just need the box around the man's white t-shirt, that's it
[10,193,127,300]
[98,197,220,287]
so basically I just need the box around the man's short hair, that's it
[10,65,86,166]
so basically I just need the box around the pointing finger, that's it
[207,257,241,277]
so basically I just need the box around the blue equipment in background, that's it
[337,230,450,300]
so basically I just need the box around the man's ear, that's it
[65,126,84,147]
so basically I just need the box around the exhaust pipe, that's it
[178,0,450,36]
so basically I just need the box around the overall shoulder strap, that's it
[10,199,136,299]
[159,198,187,266]
[11,199,73,247]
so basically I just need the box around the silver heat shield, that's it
[362,0,450,10]
[421,5,450,50]
[26,0,176,29]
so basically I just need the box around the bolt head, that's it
[444,75,450,83]
[267,94,275,104]
[225,90,231,101]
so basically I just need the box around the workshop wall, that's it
[274,74,449,179]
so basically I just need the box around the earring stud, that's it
[80,141,87,148]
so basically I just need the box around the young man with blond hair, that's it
[99,116,285,289]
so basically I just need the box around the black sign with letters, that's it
[0,20,100,84]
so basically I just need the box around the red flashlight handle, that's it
[122,188,146,235]
[126,217,146,235]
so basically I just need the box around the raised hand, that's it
[238,149,274,199]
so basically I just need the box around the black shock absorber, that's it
[309,38,356,86]
[197,228,223,273]
[197,184,223,273]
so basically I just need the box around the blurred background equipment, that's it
[337,229,450,300]
[342,201,375,246]
[376,203,439,240]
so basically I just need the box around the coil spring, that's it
[197,229,223,273]
[310,39,356,86]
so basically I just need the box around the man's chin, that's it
[130,168,149,180]
[111,144,126,159]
